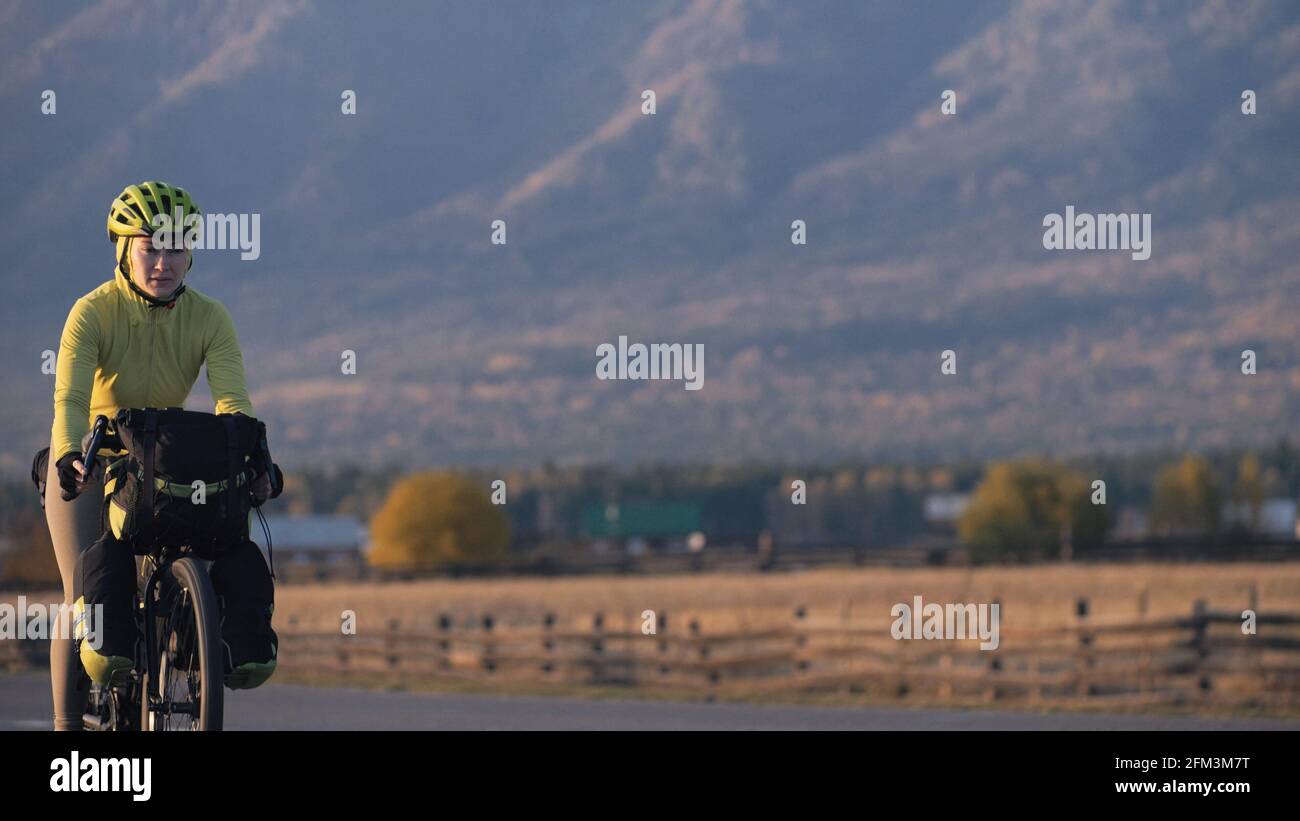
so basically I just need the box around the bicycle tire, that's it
[141,557,224,731]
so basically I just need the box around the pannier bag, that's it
[101,407,267,557]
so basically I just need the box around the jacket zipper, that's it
[146,307,156,405]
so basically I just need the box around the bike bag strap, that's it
[138,410,159,545]
[223,416,240,524]
[104,462,252,498]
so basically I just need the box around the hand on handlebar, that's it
[55,452,99,500]
[59,414,110,500]
[250,464,284,508]
[251,470,272,506]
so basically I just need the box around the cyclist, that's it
[44,181,278,730]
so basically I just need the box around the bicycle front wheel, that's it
[141,557,224,731]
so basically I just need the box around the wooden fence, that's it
[4,595,1296,710]
[272,597,1300,710]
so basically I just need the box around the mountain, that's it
[1,0,1297,473]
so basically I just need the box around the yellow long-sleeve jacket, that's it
[50,271,253,463]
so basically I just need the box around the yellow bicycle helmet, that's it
[106,181,201,304]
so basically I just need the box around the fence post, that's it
[1191,599,1210,700]
[1137,588,1151,695]
[336,614,354,671]
[790,605,811,676]
[656,609,671,680]
[983,654,1002,703]
[436,612,452,671]
[589,611,605,683]
[541,611,556,676]
[792,604,809,646]
[1029,656,1041,705]
[892,646,908,699]
[1075,597,1093,698]
[385,618,401,671]
[481,613,496,673]
[694,618,720,692]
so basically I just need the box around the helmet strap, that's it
[116,260,187,308]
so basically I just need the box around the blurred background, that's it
[2,0,1299,718]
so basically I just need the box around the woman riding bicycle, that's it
[44,181,279,731]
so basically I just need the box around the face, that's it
[128,234,190,298]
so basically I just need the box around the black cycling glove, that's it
[54,452,85,498]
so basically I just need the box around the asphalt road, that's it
[3,672,1297,730]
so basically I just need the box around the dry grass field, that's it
[269,562,1300,633]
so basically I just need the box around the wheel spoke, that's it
[141,557,221,732]
[156,584,203,729]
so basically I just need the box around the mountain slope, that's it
[2,0,1297,472]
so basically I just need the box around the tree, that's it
[368,472,510,569]
[1229,452,1266,536]
[958,459,1108,563]
[1150,455,1222,539]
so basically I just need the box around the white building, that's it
[923,493,970,525]
[251,514,368,571]
[1223,498,1298,538]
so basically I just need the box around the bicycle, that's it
[81,546,226,731]
[67,412,277,731]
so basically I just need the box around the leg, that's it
[43,448,104,730]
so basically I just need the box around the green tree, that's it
[368,471,510,569]
[958,459,1108,563]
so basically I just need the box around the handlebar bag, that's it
[101,407,266,558]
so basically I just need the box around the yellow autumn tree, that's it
[1151,455,1222,538]
[368,472,510,569]
[958,459,1109,563]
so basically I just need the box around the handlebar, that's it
[252,429,284,505]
